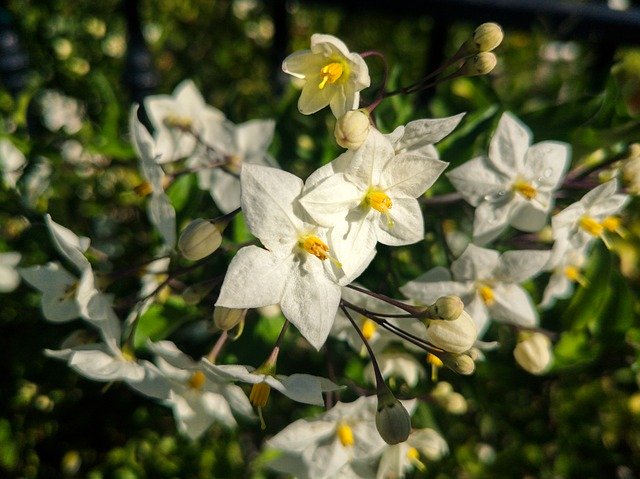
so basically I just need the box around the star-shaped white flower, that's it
[192,118,278,213]
[266,396,388,479]
[376,428,448,479]
[144,79,225,163]
[216,164,358,350]
[447,112,571,244]
[0,252,21,292]
[540,240,589,308]
[282,34,370,117]
[0,139,26,189]
[299,128,447,277]
[551,179,629,249]
[130,107,177,249]
[401,244,549,336]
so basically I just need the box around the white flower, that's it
[0,252,21,292]
[137,341,255,439]
[364,351,426,388]
[551,179,629,249]
[266,396,387,479]
[447,112,571,244]
[144,79,225,163]
[376,428,448,479]
[0,139,26,189]
[21,158,51,209]
[216,164,354,350]
[202,360,342,406]
[130,107,177,249]
[540,241,589,308]
[282,34,370,117]
[39,90,85,134]
[513,332,553,375]
[401,244,549,336]
[191,118,278,213]
[299,128,447,277]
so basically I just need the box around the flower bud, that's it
[462,52,497,76]
[375,388,411,445]
[441,352,476,375]
[513,332,553,375]
[213,306,247,331]
[178,218,227,261]
[334,109,370,150]
[423,310,477,354]
[472,23,504,53]
[427,295,464,321]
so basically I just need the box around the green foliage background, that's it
[1,0,640,478]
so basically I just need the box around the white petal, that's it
[216,246,288,309]
[148,193,177,248]
[235,119,275,157]
[488,112,532,177]
[270,374,328,405]
[540,272,573,309]
[20,263,81,322]
[376,197,424,246]
[446,157,509,206]
[381,153,447,198]
[330,211,378,280]
[394,113,465,151]
[490,283,538,327]
[495,249,550,283]
[207,169,241,214]
[45,214,90,271]
[298,81,337,115]
[509,200,549,232]
[345,129,394,189]
[472,199,514,245]
[467,296,490,337]
[451,244,501,281]
[299,173,363,227]
[524,141,571,189]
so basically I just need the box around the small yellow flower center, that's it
[563,265,589,287]
[478,284,495,306]
[163,114,193,131]
[318,62,344,89]
[361,318,377,340]
[512,179,537,200]
[188,371,206,390]
[336,422,355,447]
[249,382,271,408]
[601,216,621,232]
[299,235,330,261]
[579,216,603,237]
[134,181,154,197]
[121,345,136,362]
[224,154,244,176]
[406,447,427,472]
[365,188,393,213]
[426,353,443,368]
[60,281,78,302]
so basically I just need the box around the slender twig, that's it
[207,330,229,363]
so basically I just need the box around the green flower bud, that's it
[427,295,464,321]
[423,310,477,354]
[462,52,497,76]
[472,23,504,53]
[178,218,226,261]
[213,306,247,331]
[334,109,370,150]
[513,332,553,375]
[442,352,476,375]
[375,388,411,445]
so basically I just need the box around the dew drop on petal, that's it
[483,190,507,203]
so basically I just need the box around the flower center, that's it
[601,216,621,233]
[406,447,427,472]
[299,234,330,260]
[478,284,495,306]
[579,216,603,237]
[250,382,271,408]
[224,154,244,176]
[563,265,589,287]
[60,281,78,302]
[134,181,153,197]
[318,62,344,89]
[336,422,355,447]
[163,114,193,131]
[121,344,136,362]
[512,179,537,200]
[188,371,206,390]
[365,188,393,213]
[361,318,377,340]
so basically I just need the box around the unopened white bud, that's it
[178,218,226,261]
[424,310,477,354]
[428,295,464,321]
[213,306,247,331]
[513,332,553,375]
[472,23,504,53]
[334,109,370,150]
[442,352,476,375]
[462,52,497,76]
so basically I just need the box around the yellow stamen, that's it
[512,179,537,200]
[299,235,329,260]
[121,345,136,362]
[60,282,78,302]
[478,285,495,306]
[563,265,589,288]
[361,318,377,340]
[336,422,355,447]
[318,62,344,89]
[407,447,427,472]
[250,382,271,408]
[601,216,626,238]
[163,114,193,131]
[426,353,443,382]
[579,216,603,237]
[188,371,206,390]
[134,181,153,197]
[365,188,393,213]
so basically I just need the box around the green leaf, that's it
[167,174,196,213]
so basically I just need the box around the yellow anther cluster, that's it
[336,422,355,447]
[406,447,427,471]
[361,318,377,340]
[426,353,443,368]
[579,216,604,237]
[512,179,537,200]
[365,189,393,213]
[250,382,271,408]
[134,181,154,197]
[188,371,206,390]
[163,114,193,130]
[563,265,588,287]
[121,345,136,362]
[318,62,344,89]
[478,284,495,306]
[300,235,330,261]
[601,216,621,232]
